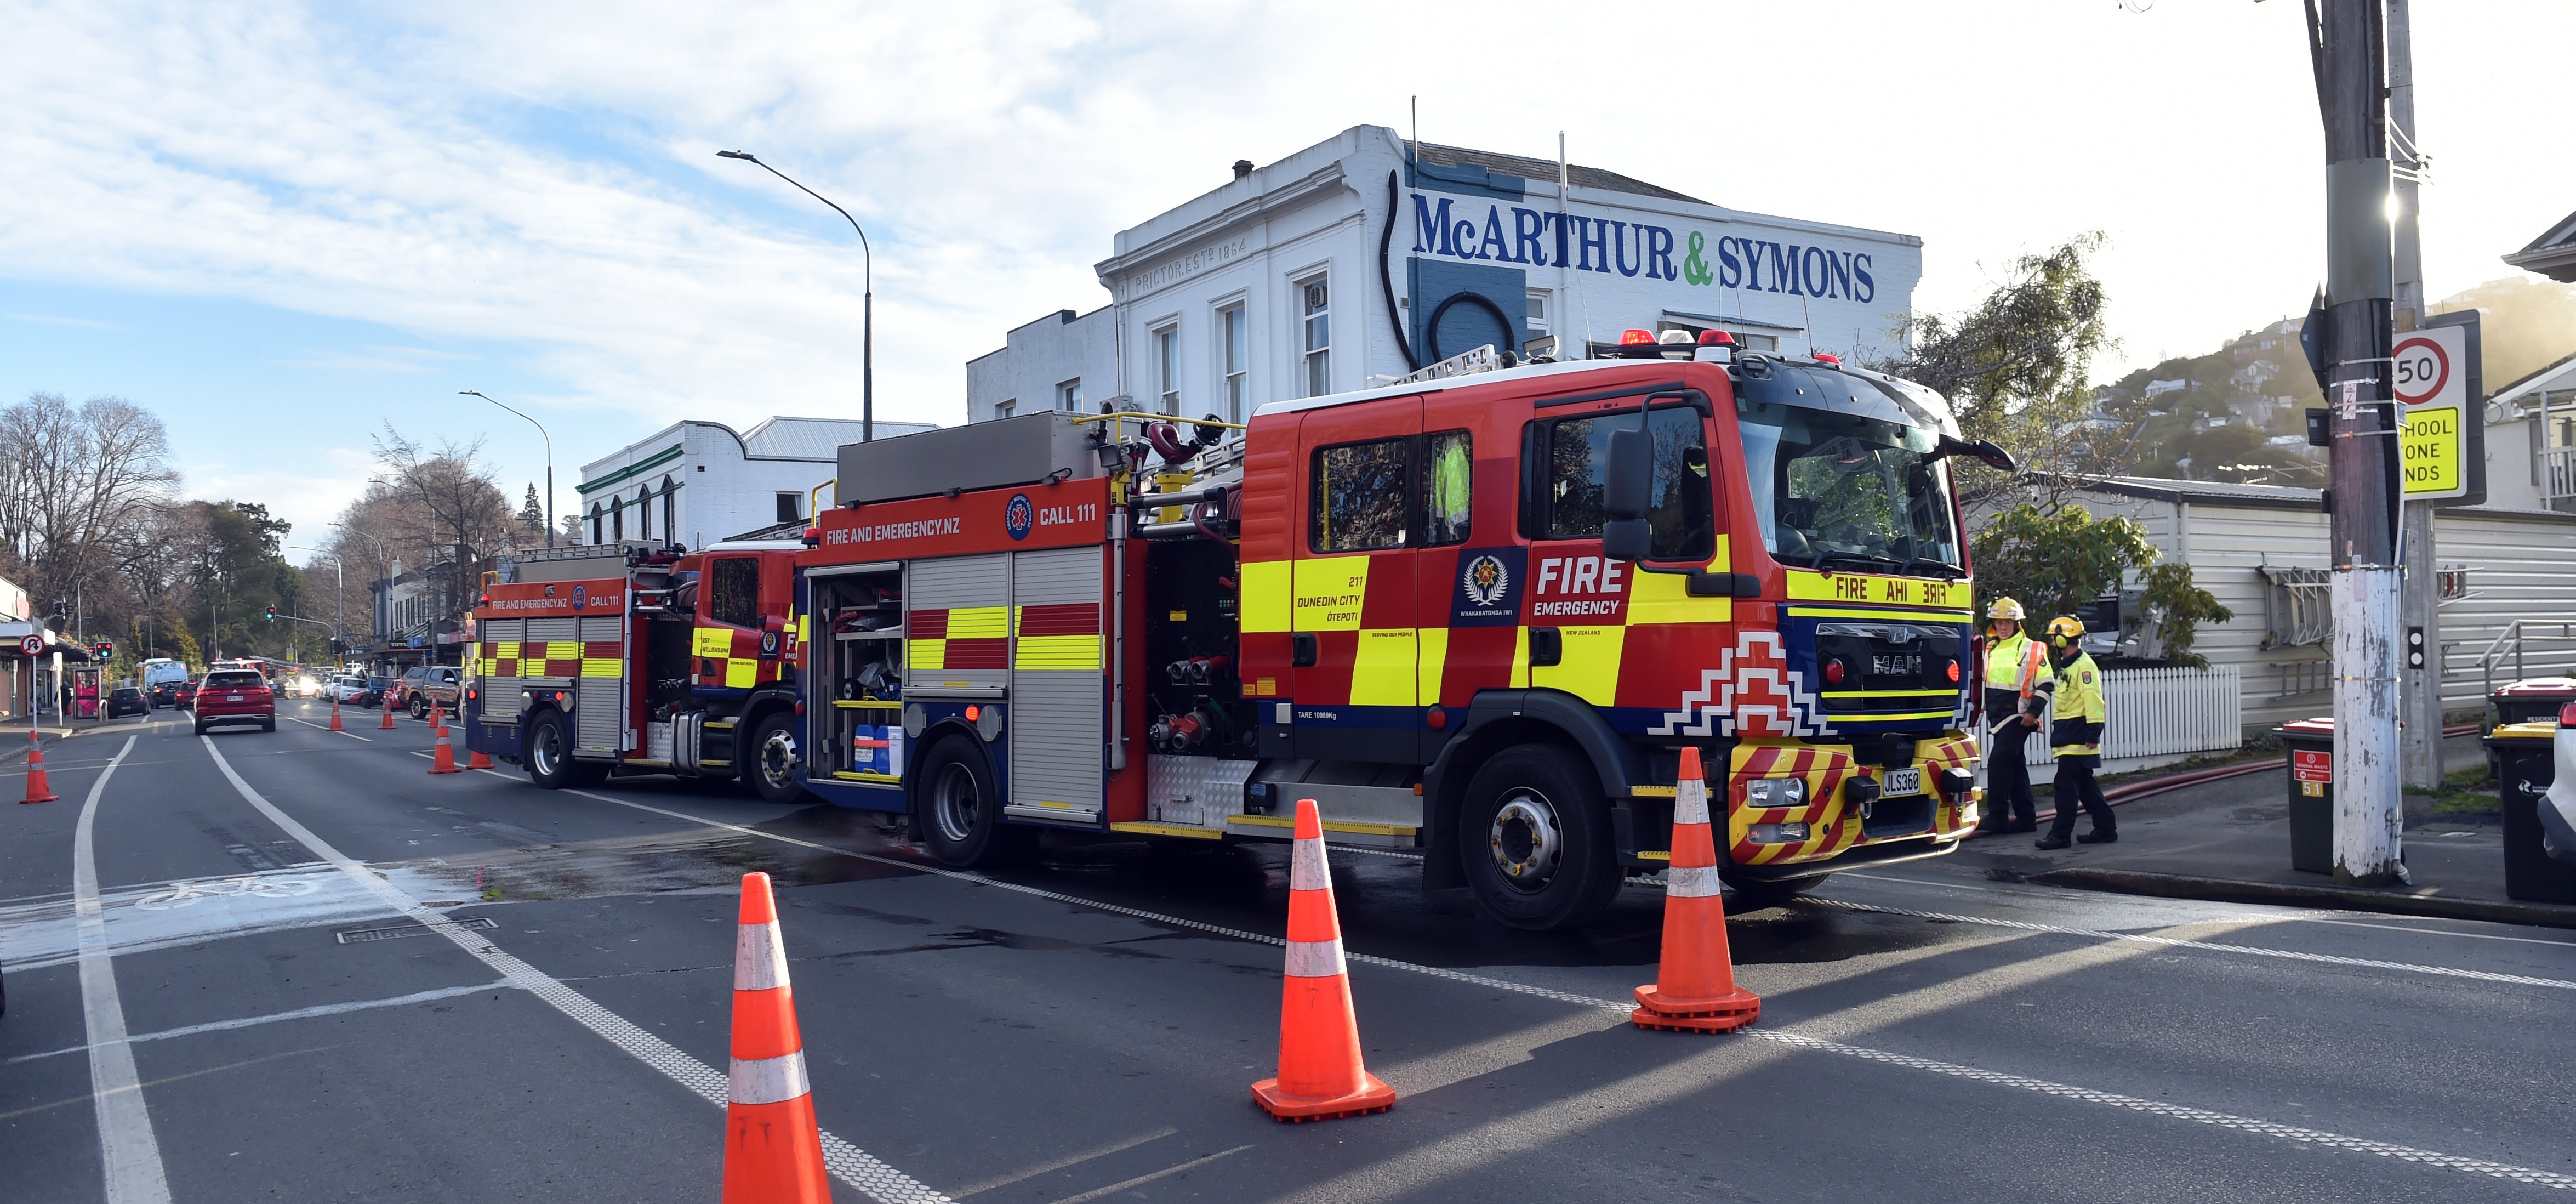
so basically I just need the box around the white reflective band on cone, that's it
[1674,777,1710,826]
[1289,836,1330,891]
[735,921,790,992]
[1666,865,1723,899]
[1283,938,1347,979]
[729,1051,812,1106]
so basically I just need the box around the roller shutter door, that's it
[1006,546,1104,820]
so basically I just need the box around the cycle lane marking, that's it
[533,778,2576,1192]
[203,737,952,1204]
[71,734,172,1204]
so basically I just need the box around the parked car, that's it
[330,674,382,708]
[175,680,198,710]
[105,686,147,719]
[192,669,275,735]
[406,666,463,718]
[367,675,394,707]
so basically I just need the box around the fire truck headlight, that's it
[1743,778,1805,808]
[1748,822,1811,845]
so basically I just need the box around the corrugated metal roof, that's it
[1405,140,1703,204]
[2087,476,2323,508]
[739,417,937,461]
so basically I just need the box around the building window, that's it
[709,558,761,628]
[1057,379,1084,412]
[590,503,602,544]
[1220,304,1247,422]
[1309,438,1409,553]
[776,492,802,524]
[661,476,676,543]
[610,496,624,542]
[1154,325,1181,414]
[638,484,653,540]
[997,397,1016,419]
[1300,277,1331,397]
[1525,289,1549,333]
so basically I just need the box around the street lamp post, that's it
[717,149,875,443]
[332,524,395,661]
[462,390,556,546]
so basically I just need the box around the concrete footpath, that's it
[1952,731,2576,929]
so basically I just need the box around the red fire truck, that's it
[463,537,812,799]
[780,334,2010,929]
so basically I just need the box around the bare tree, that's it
[366,425,516,643]
[0,393,180,638]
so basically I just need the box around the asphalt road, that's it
[4,700,2572,1202]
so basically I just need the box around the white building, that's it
[577,416,933,549]
[968,124,1923,423]
[2482,350,2576,513]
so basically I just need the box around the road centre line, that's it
[6,983,516,1066]
[945,1127,1178,1199]
[540,779,2576,1190]
[281,713,372,741]
[1796,897,2576,991]
[71,735,171,1204]
[201,739,953,1204]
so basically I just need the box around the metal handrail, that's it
[2477,617,2576,697]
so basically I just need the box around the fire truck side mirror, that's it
[1602,427,1653,562]
[1603,428,1651,520]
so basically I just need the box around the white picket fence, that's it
[2016,665,2244,774]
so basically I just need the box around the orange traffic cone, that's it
[328,700,345,731]
[1252,798,1395,1122]
[428,727,459,775]
[465,742,493,770]
[379,702,397,730]
[431,704,447,736]
[20,730,59,804]
[1633,747,1760,1032]
[722,872,832,1203]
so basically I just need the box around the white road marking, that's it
[944,1127,1178,1199]
[1047,1145,1252,1204]
[8,983,517,1065]
[1842,870,2576,949]
[540,782,2576,1191]
[281,713,372,741]
[200,738,950,1204]
[1798,896,2576,991]
[71,735,171,1204]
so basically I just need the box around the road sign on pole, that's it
[20,634,44,656]
[2395,323,2473,501]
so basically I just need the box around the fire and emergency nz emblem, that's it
[1004,493,1035,541]
[1462,555,1510,607]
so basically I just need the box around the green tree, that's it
[519,484,545,537]
[189,501,301,660]
[1972,502,2231,663]
[1871,234,2123,504]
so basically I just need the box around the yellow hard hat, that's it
[2045,615,2086,646]
[1986,597,2025,622]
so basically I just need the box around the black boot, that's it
[2076,830,2118,844]
[2033,833,2071,850]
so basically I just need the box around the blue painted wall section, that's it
[1407,257,1529,362]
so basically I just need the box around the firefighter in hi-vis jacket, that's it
[2035,614,2116,849]
[1980,597,2053,834]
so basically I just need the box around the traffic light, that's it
[264,605,277,622]
[93,641,113,660]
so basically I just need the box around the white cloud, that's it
[186,445,377,544]
[2,0,2569,443]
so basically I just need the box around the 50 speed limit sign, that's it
[2393,325,2468,501]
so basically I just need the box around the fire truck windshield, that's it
[1735,366,1963,577]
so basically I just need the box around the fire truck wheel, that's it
[744,712,804,804]
[1459,746,1621,931]
[525,711,585,788]
[917,737,1025,867]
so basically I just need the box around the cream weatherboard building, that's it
[969,124,1922,423]
[577,416,933,549]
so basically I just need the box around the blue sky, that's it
[5,2,2572,554]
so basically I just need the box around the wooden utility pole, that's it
[2310,0,2407,885]
[2386,0,2444,792]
